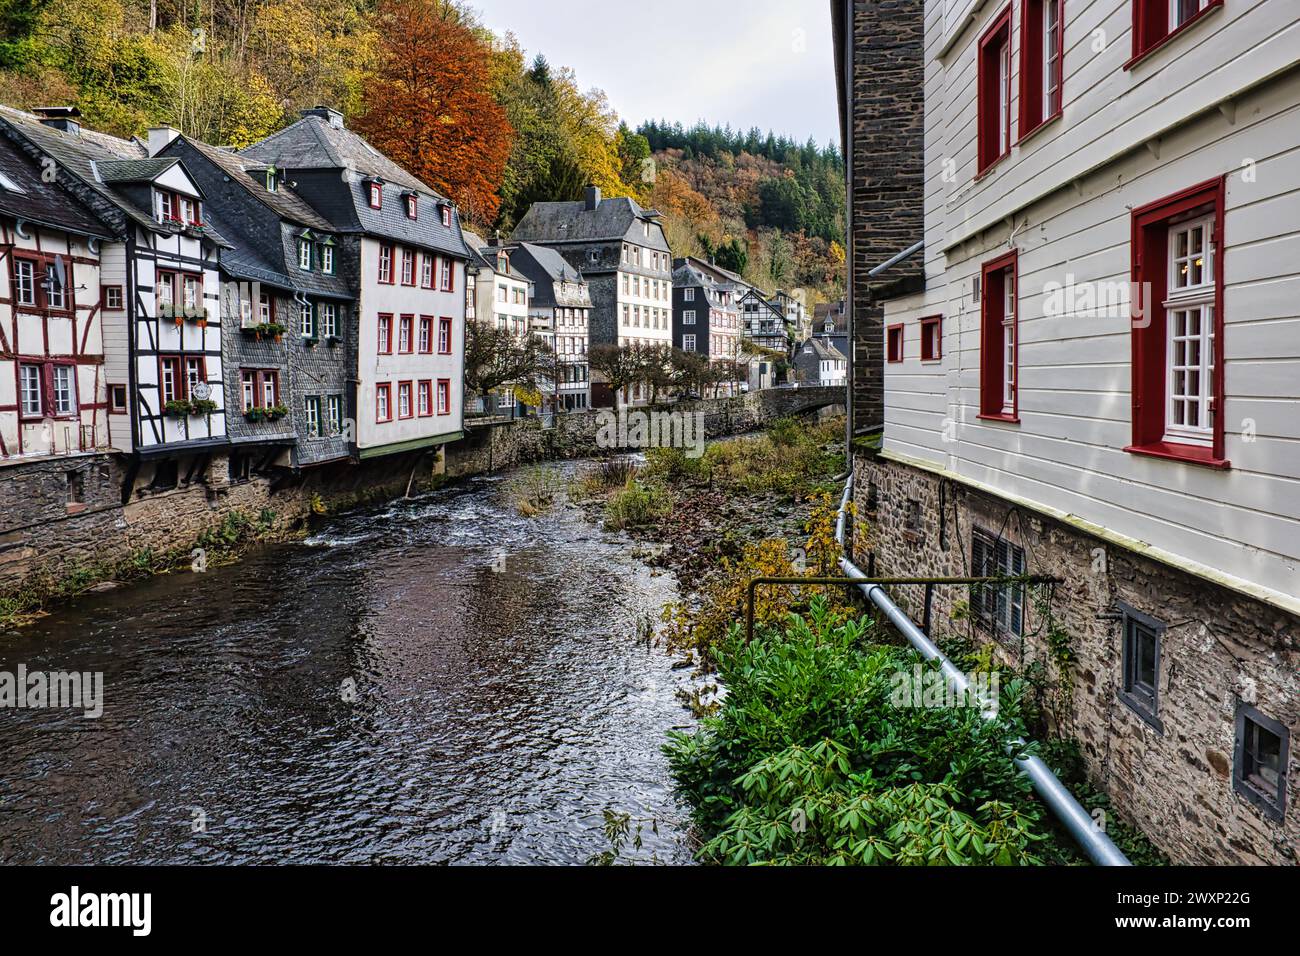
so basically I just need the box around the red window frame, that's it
[437,317,452,355]
[378,244,394,284]
[155,270,178,309]
[18,360,80,421]
[977,5,1014,175]
[1018,0,1064,142]
[920,315,943,362]
[240,368,280,411]
[417,379,433,417]
[397,380,414,419]
[1127,0,1223,69]
[886,324,904,363]
[418,315,433,354]
[440,206,451,228]
[368,182,383,209]
[978,250,1020,423]
[13,254,73,313]
[398,314,414,354]
[421,253,434,289]
[401,248,415,286]
[375,383,392,423]
[440,258,454,293]
[436,379,450,415]
[159,354,207,405]
[1126,176,1227,468]
[405,194,418,219]
[377,312,393,354]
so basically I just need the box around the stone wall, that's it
[446,387,846,477]
[850,448,1299,865]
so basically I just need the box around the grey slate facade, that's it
[159,135,357,470]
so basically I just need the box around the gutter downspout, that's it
[834,469,1131,866]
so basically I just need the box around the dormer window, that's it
[440,205,451,227]
[265,166,278,192]
[321,242,335,275]
[405,194,418,219]
[159,191,176,223]
[299,238,313,271]
[497,254,508,272]
[368,182,383,209]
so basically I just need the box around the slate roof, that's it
[508,242,591,311]
[799,337,847,362]
[0,106,233,246]
[463,230,529,282]
[512,195,669,251]
[239,113,472,260]
[170,136,335,232]
[513,242,583,283]
[0,132,114,239]
[97,157,180,183]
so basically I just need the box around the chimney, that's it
[146,126,180,156]
[33,106,81,136]
[301,106,345,129]
[584,186,601,211]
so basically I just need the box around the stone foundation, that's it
[851,448,1299,865]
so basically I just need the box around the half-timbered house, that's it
[0,108,227,498]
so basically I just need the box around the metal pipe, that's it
[867,239,924,277]
[833,472,1131,866]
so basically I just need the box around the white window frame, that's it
[683,310,696,325]
[320,302,338,339]
[682,334,696,352]
[1002,267,1016,414]
[305,397,321,437]
[14,259,36,307]
[1171,0,1210,31]
[52,364,76,415]
[299,240,313,271]
[1163,215,1216,446]
[19,364,42,416]
[300,301,315,338]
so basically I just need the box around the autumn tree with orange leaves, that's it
[354,0,513,226]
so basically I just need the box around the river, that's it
[0,464,697,865]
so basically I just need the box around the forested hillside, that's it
[0,0,844,302]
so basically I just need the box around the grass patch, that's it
[604,481,673,530]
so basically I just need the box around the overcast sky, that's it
[470,0,840,147]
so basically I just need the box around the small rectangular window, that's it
[369,182,383,209]
[920,315,942,361]
[397,381,413,419]
[886,324,904,363]
[406,194,418,219]
[14,259,37,307]
[1020,0,1064,139]
[437,379,450,415]
[682,334,695,352]
[1234,704,1289,823]
[1119,604,1164,730]
[299,239,313,271]
[103,285,124,310]
[377,313,393,354]
[977,6,1013,174]
[376,383,392,422]
[979,252,1018,420]
[321,245,335,275]
[401,248,415,286]
[398,314,413,353]
[1131,0,1221,64]
[109,384,128,413]
[52,364,76,416]
[19,363,42,416]
[970,529,1025,640]
[437,317,452,354]
[327,395,344,434]
[378,245,393,284]
[418,380,432,416]
[304,396,321,437]
[320,303,338,339]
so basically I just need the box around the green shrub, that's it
[667,599,1056,865]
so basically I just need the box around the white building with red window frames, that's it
[835,0,1300,862]
[240,108,469,460]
